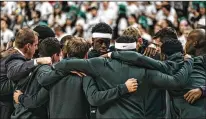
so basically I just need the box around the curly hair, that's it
[161,38,183,56]
[92,22,112,34]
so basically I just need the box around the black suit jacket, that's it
[0,52,36,119]
[0,52,36,99]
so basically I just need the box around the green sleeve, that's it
[39,58,103,86]
[54,58,103,77]
[36,65,65,87]
[18,65,51,108]
[82,76,128,106]
[37,69,66,87]
[0,79,14,95]
[19,87,49,108]
[145,58,194,89]
[111,51,170,73]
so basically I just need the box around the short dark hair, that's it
[162,4,171,12]
[1,17,11,27]
[164,19,175,28]
[153,27,178,43]
[15,28,38,48]
[1,18,7,24]
[54,25,63,32]
[39,37,61,57]
[64,37,91,58]
[161,38,183,56]
[92,22,112,34]
[35,10,41,19]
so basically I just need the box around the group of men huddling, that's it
[0,22,206,119]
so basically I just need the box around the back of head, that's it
[161,38,184,56]
[186,29,206,55]
[64,37,91,59]
[15,28,38,49]
[196,29,206,50]
[60,35,73,48]
[153,27,178,43]
[189,29,206,48]
[91,22,112,39]
[39,37,61,57]
[115,36,136,51]
[33,25,55,42]
[122,26,149,53]
[61,35,73,58]
[122,26,141,39]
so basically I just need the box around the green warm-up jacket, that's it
[111,51,206,118]
[21,57,130,118]
[39,55,193,119]
[11,65,50,119]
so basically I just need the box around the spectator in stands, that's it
[48,3,66,27]
[113,4,128,40]
[128,14,138,28]
[1,18,14,51]
[35,1,53,21]
[26,10,41,29]
[54,25,67,41]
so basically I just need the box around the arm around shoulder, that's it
[82,76,128,106]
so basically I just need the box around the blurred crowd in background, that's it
[1,1,205,51]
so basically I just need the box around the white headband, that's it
[92,33,112,39]
[115,42,137,50]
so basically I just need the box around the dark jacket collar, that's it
[65,57,79,60]
[167,52,184,62]
[88,50,100,58]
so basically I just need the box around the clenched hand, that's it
[125,78,138,93]
[13,90,23,104]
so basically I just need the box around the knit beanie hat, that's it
[161,38,183,56]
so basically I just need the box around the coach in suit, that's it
[0,28,51,119]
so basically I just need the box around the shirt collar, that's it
[14,47,25,56]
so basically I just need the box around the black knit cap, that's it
[33,25,55,41]
[153,27,178,41]
[161,38,184,56]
